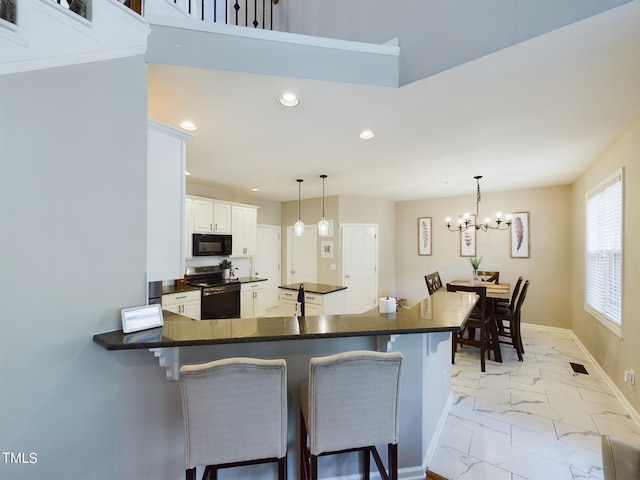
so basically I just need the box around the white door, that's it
[255,225,281,309]
[286,225,317,284]
[342,224,378,314]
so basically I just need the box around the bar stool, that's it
[180,357,288,480]
[299,350,403,480]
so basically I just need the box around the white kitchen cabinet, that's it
[279,289,299,316]
[147,119,191,282]
[232,205,257,256]
[241,282,265,318]
[192,198,231,234]
[184,197,193,259]
[213,202,232,233]
[162,290,201,320]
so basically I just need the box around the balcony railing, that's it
[39,1,277,30]
[168,0,278,30]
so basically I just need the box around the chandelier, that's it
[446,176,511,232]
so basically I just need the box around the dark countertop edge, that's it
[92,325,462,351]
[238,277,267,284]
[279,284,347,294]
[162,278,266,295]
[162,284,201,295]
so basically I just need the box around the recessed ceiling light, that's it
[180,120,198,131]
[185,171,191,176]
[359,129,375,140]
[251,188,260,192]
[277,92,300,107]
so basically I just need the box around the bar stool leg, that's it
[363,446,370,479]
[311,455,318,480]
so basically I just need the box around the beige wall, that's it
[280,195,396,296]
[571,120,640,411]
[281,195,341,285]
[396,184,573,327]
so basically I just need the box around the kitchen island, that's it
[278,282,347,315]
[93,290,477,480]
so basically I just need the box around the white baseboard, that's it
[522,322,640,429]
[423,390,454,472]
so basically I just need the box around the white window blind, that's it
[585,169,623,331]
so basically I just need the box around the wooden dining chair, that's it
[495,280,530,361]
[424,272,443,295]
[495,276,523,334]
[446,283,494,372]
[476,271,499,284]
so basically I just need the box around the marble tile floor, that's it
[430,325,640,480]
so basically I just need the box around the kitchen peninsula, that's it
[93,290,477,479]
[278,282,347,315]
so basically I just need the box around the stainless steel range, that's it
[186,266,240,319]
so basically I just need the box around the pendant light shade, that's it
[318,174,329,237]
[295,179,304,236]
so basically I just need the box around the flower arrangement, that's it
[469,256,483,271]
[219,259,233,270]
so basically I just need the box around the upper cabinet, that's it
[232,205,257,256]
[192,198,231,233]
[147,120,192,281]
[186,196,258,257]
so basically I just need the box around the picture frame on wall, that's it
[321,240,334,259]
[510,212,530,258]
[418,217,432,255]
[460,215,476,257]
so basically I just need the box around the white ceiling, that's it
[147,1,640,203]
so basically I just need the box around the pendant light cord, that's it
[320,174,327,218]
[297,179,303,220]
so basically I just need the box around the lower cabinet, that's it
[162,290,201,320]
[241,282,265,318]
[279,289,345,316]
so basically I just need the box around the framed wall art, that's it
[510,212,530,258]
[418,217,432,255]
[321,241,334,259]
[460,215,476,257]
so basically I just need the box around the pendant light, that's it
[318,174,330,237]
[294,179,305,236]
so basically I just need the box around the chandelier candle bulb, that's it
[446,175,512,232]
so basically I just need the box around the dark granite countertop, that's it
[162,277,266,295]
[162,284,201,295]
[93,290,478,350]
[279,283,347,294]
[237,277,267,284]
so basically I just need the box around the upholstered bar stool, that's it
[180,358,288,480]
[298,350,403,480]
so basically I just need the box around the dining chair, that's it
[424,271,443,295]
[476,271,500,284]
[495,276,523,334]
[495,280,530,361]
[299,350,403,480]
[446,283,495,372]
[602,434,640,480]
[180,357,288,480]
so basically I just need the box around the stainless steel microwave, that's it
[192,234,233,256]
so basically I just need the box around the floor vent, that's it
[570,362,589,374]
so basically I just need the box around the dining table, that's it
[448,280,511,363]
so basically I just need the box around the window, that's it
[585,168,623,335]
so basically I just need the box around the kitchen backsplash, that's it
[185,255,253,278]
